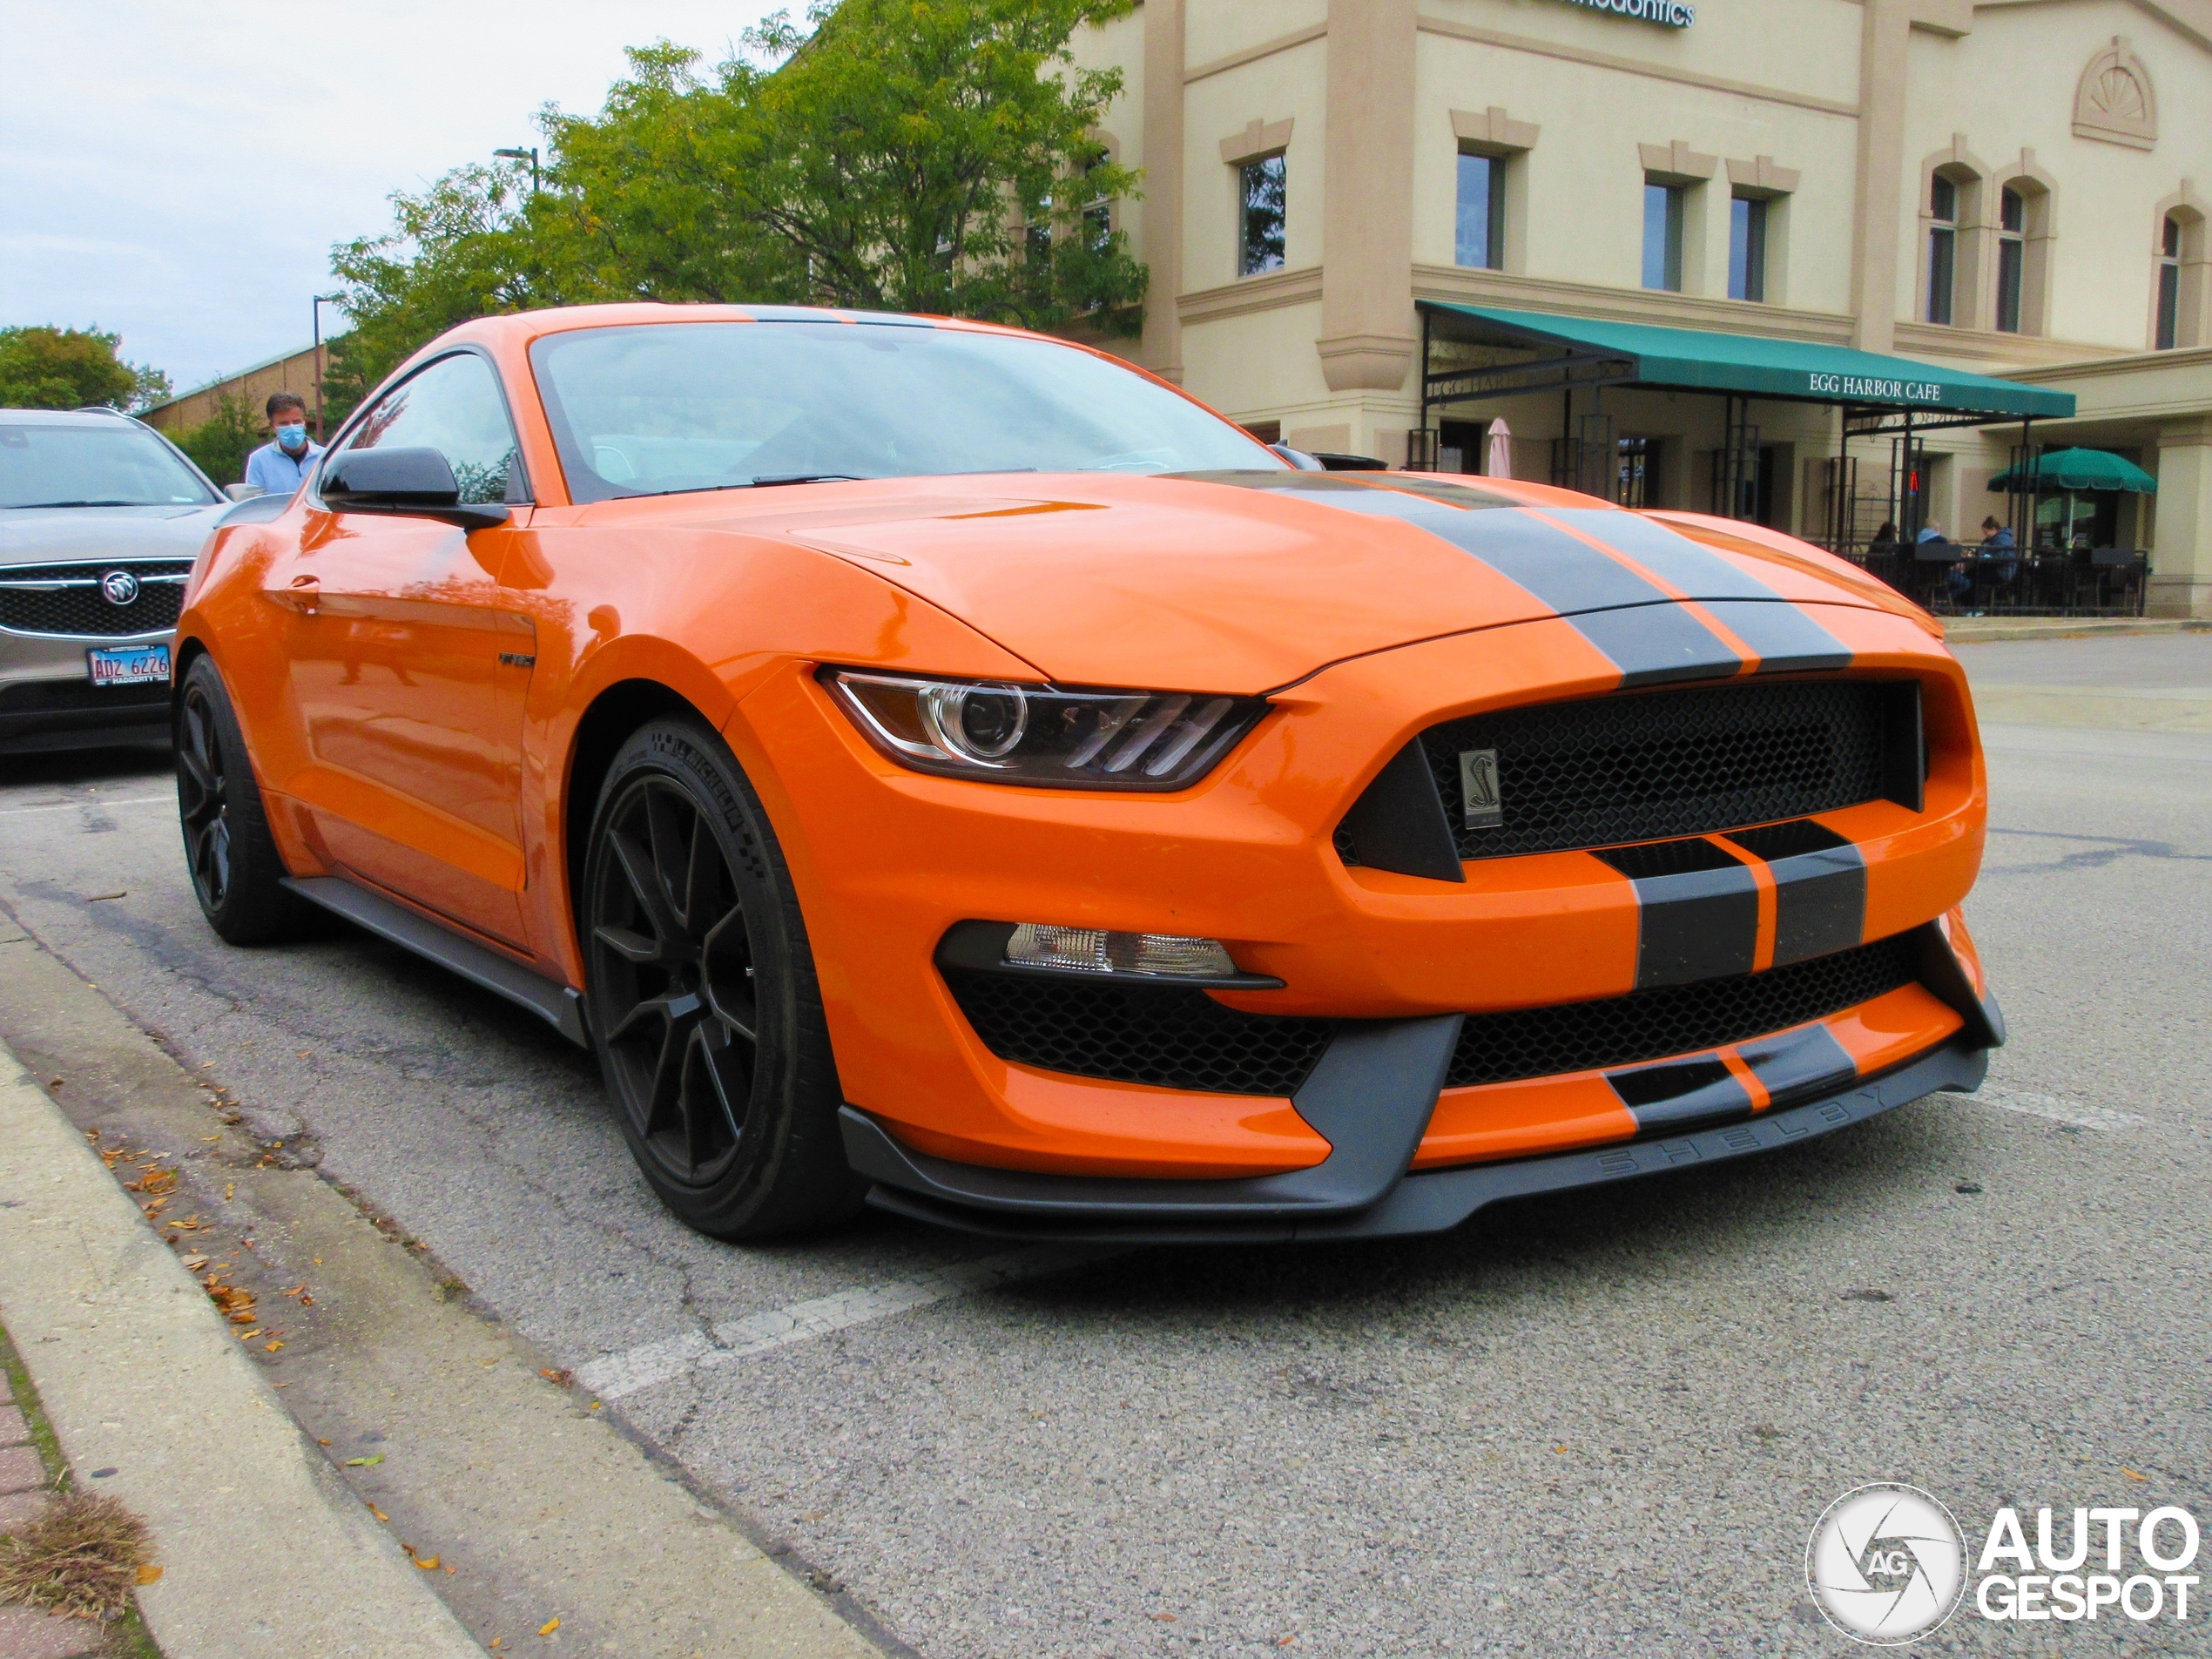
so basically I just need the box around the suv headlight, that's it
[821,669,1269,790]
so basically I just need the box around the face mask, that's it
[277,423,307,452]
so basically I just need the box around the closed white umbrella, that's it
[1484,417,1514,479]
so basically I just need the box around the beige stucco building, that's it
[1071,0,2212,614]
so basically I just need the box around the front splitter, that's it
[841,1039,1991,1244]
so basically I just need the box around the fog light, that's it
[1005,923,1239,980]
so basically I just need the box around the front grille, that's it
[943,934,1920,1099]
[1445,934,1918,1089]
[0,562,191,637]
[1338,679,1907,865]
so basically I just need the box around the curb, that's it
[1945,617,2212,644]
[0,1040,484,1659]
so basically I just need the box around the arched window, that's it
[2158,215,2183,348]
[1996,187,2027,333]
[1927,174,1961,325]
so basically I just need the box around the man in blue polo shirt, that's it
[242,393,324,494]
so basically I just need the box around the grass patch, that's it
[0,1492,148,1618]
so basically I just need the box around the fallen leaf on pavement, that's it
[264,1340,283,1352]
[414,1554,440,1570]
[2122,1467,2150,1481]
[135,1565,163,1585]
[539,1369,572,1387]
[370,1506,388,1523]
[539,1617,560,1636]
[344,1454,383,1468]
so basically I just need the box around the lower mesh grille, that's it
[942,968,1333,1096]
[943,934,1923,1099]
[1445,934,1919,1089]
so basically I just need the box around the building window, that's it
[1995,186,2027,334]
[1456,152,1506,270]
[1728,194,1768,302]
[1238,155,1286,277]
[1082,163,1113,254]
[2158,214,2183,349]
[1617,437,1659,508]
[1927,174,1959,326]
[1027,192,1054,268]
[1643,181,1684,292]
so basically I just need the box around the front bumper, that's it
[0,637,172,752]
[842,1029,1993,1244]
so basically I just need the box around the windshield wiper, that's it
[8,498,144,509]
[742,473,867,488]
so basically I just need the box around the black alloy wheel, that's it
[174,654,311,944]
[583,718,862,1238]
[177,674,234,910]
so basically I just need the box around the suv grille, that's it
[0,561,191,637]
[943,934,1920,1099]
[1339,679,1912,866]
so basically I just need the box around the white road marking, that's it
[0,794,173,818]
[577,1244,1116,1401]
[1974,1084,2144,1132]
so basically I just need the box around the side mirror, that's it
[223,482,266,502]
[320,446,511,531]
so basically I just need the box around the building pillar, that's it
[2149,418,2212,617]
[1850,1,1972,353]
[1317,0,1418,397]
[1139,0,1185,383]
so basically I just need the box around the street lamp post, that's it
[493,145,541,197]
[311,293,343,442]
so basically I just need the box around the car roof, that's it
[0,407,145,426]
[444,301,1029,352]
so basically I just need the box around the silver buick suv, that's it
[0,408,233,753]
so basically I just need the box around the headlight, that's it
[822,669,1269,790]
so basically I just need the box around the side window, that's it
[337,354,523,504]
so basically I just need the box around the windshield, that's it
[529,320,1283,503]
[0,421,219,509]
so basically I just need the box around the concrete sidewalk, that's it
[0,1040,483,1659]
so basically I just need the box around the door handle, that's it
[273,573,320,614]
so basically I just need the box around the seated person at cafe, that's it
[1918,520,1972,602]
[1977,516,2019,584]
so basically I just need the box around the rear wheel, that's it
[175,654,312,944]
[583,717,863,1239]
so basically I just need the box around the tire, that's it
[175,654,314,944]
[582,716,865,1239]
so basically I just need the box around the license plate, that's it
[86,643,172,688]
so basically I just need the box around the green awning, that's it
[1988,447,2156,493]
[1420,301,2076,421]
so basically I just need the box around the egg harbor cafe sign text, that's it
[1554,0,1697,25]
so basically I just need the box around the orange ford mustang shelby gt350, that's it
[173,304,2003,1243]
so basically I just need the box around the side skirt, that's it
[281,875,588,1048]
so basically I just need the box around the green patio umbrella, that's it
[1987,448,2159,493]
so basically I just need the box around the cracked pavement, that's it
[0,635,2208,1656]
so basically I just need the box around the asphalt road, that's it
[2,636,2208,1656]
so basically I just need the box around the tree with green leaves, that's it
[325,0,1145,422]
[169,393,264,486]
[0,326,171,411]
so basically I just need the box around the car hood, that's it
[617,471,1920,693]
[0,502,232,569]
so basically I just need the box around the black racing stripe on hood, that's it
[1537,508,1782,601]
[1700,599,1853,675]
[1178,471,1754,688]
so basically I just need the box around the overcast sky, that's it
[1,0,782,397]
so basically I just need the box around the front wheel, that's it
[175,654,313,944]
[582,717,864,1239]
